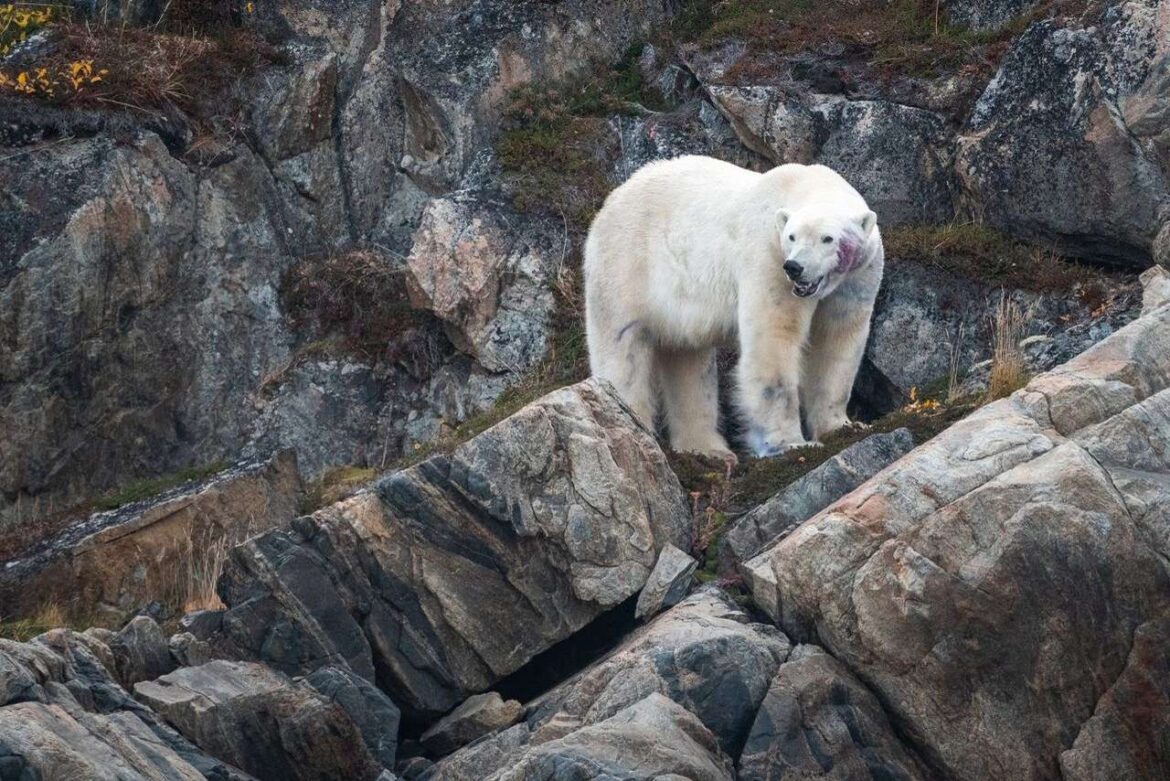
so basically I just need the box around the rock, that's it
[396,756,433,780]
[178,609,224,640]
[1155,217,1170,268]
[705,85,820,165]
[168,632,215,668]
[813,98,956,225]
[634,543,698,620]
[108,616,175,689]
[218,379,690,718]
[405,198,556,374]
[1123,53,1170,171]
[0,702,211,781]
[744,300,1170,779]
[305,665,402,770]
[944,0,1040,31]
[133,660,386,781]
[866,258,1141,400]
[0,631,253,780]
[1141,264,1170,312]
[739,645,928,781]
[426,588,789,779]
[705,87,956,225]
[957,7,1169,265]
[1059,618,1170,781]
[388,0,672,191]
[0,450,301,620]
[420,692,523,757]
[503,694,735,781]
[721,429,915,568]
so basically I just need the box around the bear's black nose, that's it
[783,260,803,280]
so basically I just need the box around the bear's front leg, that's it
[802,286,876,440]
[737,292,816,457]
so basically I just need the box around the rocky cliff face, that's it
[2,2,1170,778]
[3,0,1166,534]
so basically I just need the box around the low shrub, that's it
[280,250,428,362]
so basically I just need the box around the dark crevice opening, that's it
[494,594,640,706]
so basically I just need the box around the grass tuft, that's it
[0,602,68,642]
[988,294,1028,399]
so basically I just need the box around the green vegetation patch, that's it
[669,0,1093,81]
[884,222,1114,301]
[497,44,667,232]
[92,461,228,513]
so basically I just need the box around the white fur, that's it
[583,157,884,458]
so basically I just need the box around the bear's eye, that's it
[822,236,834,244]
[788,234,795,242]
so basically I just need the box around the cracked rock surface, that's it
[217,379,690,718]
[746,292,1170,780]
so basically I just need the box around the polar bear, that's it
[583,157,883,459]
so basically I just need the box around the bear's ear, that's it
[775,208,791,231]
[858,210,877,237]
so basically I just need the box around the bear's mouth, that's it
[792,276,824,298]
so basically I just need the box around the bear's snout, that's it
[783,260,804,280]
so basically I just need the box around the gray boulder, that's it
[0,450,301,620]
[108,616,175,689]
[133,660,386,781]
[635,543,698,620]
[420,692,523,757]
[218,379,690,718]
[405,198,556,375]
[745,286,1170,779]
[306,665,402,770]
[739,645,928,781]
[866,258,1141,401]
[721,429,915,568]
[957,6,1169,265]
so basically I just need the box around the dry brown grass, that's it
[280,249,430,363]
[179,530,230,613]
[988,294,1028,399]
[0,5,283,128]
[0,601,70,641]
[671,0,1105,81]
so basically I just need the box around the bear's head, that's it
[775,207,877,298]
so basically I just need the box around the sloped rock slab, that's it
[635,543,698,620]
[0,450,301,619]
[217,379,690,718]
[134,660,386,781]
[425,588,788,780]
[745,284,1170,779]
[0,631,254,780]
[721,428,914,569]
[420,691,522,757]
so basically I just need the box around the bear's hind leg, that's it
[589,314,660,432]
[661,347,734,460]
